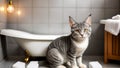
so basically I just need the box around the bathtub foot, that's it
[24,50,30,63]
[25,57,30,63]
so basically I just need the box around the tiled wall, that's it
[0,0,6,61]
[7,0,120,57]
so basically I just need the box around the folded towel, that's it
[12,61,25,68]
[89,61,102,68]
[112,14,120,20]
[27,61,39,68]
[100,19,120,36]
[39,66,49,68]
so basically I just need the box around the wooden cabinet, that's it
[104,31,120,63]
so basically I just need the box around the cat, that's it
[46,14,92,68]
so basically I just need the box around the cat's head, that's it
[69,14,92,41]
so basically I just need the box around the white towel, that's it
[12,61,25,68]
[89,61,102,68]
[112,14,120,20]
[100,19,120,36]
[39,66,49,68]
[27,61,39,68]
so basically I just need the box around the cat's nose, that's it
[81,32,84,36]
[81,34,83,37]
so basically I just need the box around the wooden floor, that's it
[0,56,120,68]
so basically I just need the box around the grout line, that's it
[47,0,49,34]
[16,0,19,30]
[31,0,34,33]
[62,0,64,34]
[75,0,77,20]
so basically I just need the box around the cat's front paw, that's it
[72,65,79,68]
[79,64,87,68]
[56,65,66,68]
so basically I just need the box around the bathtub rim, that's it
[0,29,69,40]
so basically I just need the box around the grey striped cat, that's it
[46,14,92,68]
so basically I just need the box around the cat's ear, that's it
[85,14,92,25]
[69,16,76,27]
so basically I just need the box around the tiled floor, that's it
[0,56,120,68]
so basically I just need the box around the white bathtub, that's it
[0,29,68,57]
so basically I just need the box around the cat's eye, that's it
[84,29,88,32]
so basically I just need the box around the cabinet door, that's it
[108,32,120,60]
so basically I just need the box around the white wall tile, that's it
[0,0,4,5]
[77,0,91,8]
[63,0,76,7]
[0,22,6,29]
[7,11,18,24]
[91,8,105,23]
[62,23,71,34]
[49,0,63,8]
[33,23,49,34]
[49,8,62,23]
[33,8,48,24]
[0,0,6,23]
[86,39,104,55]
[7,23,17,29]
[91,23,104,40]
[18,8,32,24]
[33,0,48,7]
[92,0,104,8]
[49,23,62,34]
[18,0,32,8]
[76,8,91,22]
[105,9,120,19]
[63,8,76,23]
[12,0,18,8]
[0,11,6,23]
[17,24,33,33]
[105,0,119,9]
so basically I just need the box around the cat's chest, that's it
[72,38,89,48]
[72,38,89,55]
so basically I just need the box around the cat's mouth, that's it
[77,33,85,38]
[74,34,86,39]
[73,36,85,42]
